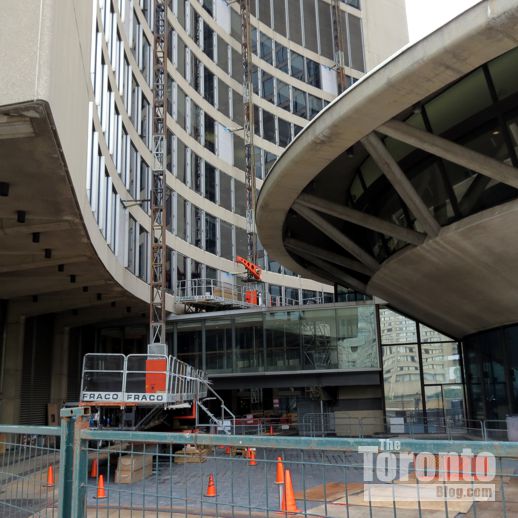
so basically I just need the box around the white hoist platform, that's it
[79,353,236,433]
[80,353,208,407]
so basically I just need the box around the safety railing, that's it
[299,414,508,440]
[176,278,258,308]
[7,407,517,517]
[81,353,208,406]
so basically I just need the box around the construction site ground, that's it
[3,448,518,517]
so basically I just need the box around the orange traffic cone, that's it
[283,469,300,513]
[275,457,285,485]
[90,458,98,478]
[44,465,55,488]
[94,474,108,499]
[205,473,217,497]
[249,449,257,466]
[269,425,274,435]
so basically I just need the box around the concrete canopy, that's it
[0,101,147,325]
[256,0,518,337]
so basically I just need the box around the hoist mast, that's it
[149,0,168,349]
[332,0,348,94]
[240,0,258,275]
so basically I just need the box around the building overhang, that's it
[0,100,146,325]
[256,0,518,337]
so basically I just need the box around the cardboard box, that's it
[115,462,153,484]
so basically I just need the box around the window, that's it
[220,220,233,259]
[205,163,217,202]
[293,88,307,118]
[205,213,217,254]
[291,52,305,81]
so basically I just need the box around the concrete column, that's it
[50,324,70,405]
[0,310,25,424]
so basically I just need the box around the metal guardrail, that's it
[2,411,518,517]
[300,413,513,441]
[176,278,256,308]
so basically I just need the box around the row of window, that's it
[89,0,336,293]
[226,0,365,72]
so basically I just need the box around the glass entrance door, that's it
[425,384,465,428]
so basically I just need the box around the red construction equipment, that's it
[145,358,167,393]
[236,256,261,281]
[245,289,258,304]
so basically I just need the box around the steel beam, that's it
[361,133,441,237]
[292,203,380,272]
[302,255,367,293]
[285,238,374,275]
[298,193,426,245]
[378,119,518,190]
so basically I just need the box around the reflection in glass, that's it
[383,344,422,417]
[177,322,202,368]
[379,308,417,344]
[337,306,378,369]
[265,311,301,370]
[421,342,461,384]
[206,319,232,373]
[235,314,263,372]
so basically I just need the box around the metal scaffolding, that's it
[149,0,168,347]
[240,0,258,274]
[332,0,348,94]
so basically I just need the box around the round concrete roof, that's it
[256,0,518,337]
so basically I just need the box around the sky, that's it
[405,0,480,42]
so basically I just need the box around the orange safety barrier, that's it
[249,449,257,466]
[44,465,55,488]
[90,458,98,479]
[205,473,217,497]
[275,457,285,485]
[281,469,301,513]
[94,474,107,499]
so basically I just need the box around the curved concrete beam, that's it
[298,193,426,245]
[292,203,380,271]
[378,120,518,190]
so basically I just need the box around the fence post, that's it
[58,408,75,518]
[68,407,91,518]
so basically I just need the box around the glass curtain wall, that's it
[380,308,464,424]
[171,304,379,374]
[463,325,518,420]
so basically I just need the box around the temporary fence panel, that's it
[2,409,518,517]
[0,425,60,517]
